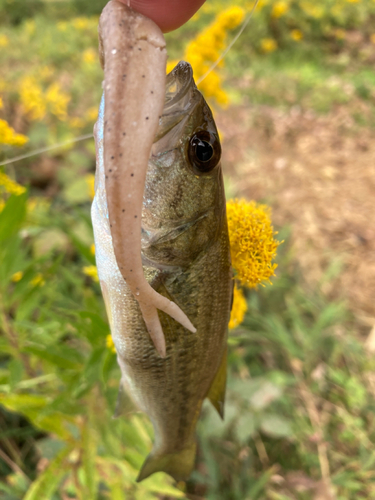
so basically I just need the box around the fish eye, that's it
[188,130,221,174]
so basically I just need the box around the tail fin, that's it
[136,441,196,482]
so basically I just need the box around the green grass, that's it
[1,193,374,498]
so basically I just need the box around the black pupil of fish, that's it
[195,139,213,162]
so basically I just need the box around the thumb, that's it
[118,0,206,32]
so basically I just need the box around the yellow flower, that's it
[216,6,245,30]
[85,174,95,200]
[0,172,26,195]
[30,273,45,287]
[106,334,116,353]
[0,119,28,147]
[346,0,359,3]
[228,285,247,330]
[45,83,70,121]
[11,271,23,282]
[72,17,90,30]
[226,199,281,288]
[82,48,97,64]
[0,35,8,48]
[19,76,46,120]
[0,97,3,109]
[19,76,70,122]
[167,59,179,74]
[184,6,244,106]
[261,38,277,53]
[291,29,303,41]
[271,1,289,18]
[83,265,99,282]
[90,243,95,255]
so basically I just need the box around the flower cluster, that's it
[85,174,95,200]
[256,0,372,53]
[0,172,26,196]
[57,16,98,33]
[19,76,70,122]
[228,285,248,330]
[0,34,8,47]
[168,6,245,106]
[227,199,280,288]
[106,334,116,353]
[83,265,99,282]
[0,119,28,147]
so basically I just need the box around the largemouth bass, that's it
[92,60,232,481]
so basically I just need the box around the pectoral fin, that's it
[207,346,227,419]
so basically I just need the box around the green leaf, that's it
[24,343,83,370]
[8,358,24,390]
[235,413,257,443]
[260,414,292,438]
[0,393,48,413]
[0,192,27,242]
[101,349,118,384]
[23,445,74,500]
[81,424,97,500]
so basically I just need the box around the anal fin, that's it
[207,346,227,419]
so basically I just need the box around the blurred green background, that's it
[1,0,375,498]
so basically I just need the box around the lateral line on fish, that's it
[1,0,259,167]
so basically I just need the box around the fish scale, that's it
[92,61,232,482]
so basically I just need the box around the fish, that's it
[92,60,232,481]
[92,0,232,482]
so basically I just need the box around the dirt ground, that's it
[217,103,375,331]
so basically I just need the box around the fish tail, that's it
[136,441,197,482]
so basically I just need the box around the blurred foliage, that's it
[1,0,375,498]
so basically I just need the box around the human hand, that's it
[118,0,206,32]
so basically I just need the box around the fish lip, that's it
[154,61,198,144]
[164,61,194,110]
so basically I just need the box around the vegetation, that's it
[1,0,375,498]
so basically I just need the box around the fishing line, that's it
[1,0,259,166]
[196,0,260,85]
[1,133,93,166]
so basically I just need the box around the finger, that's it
[121,0,206,33]
[139,302,167,358]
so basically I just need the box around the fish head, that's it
[142,61,226,268]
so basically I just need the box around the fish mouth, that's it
[165,61,194,110]
[154,61,200,142]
